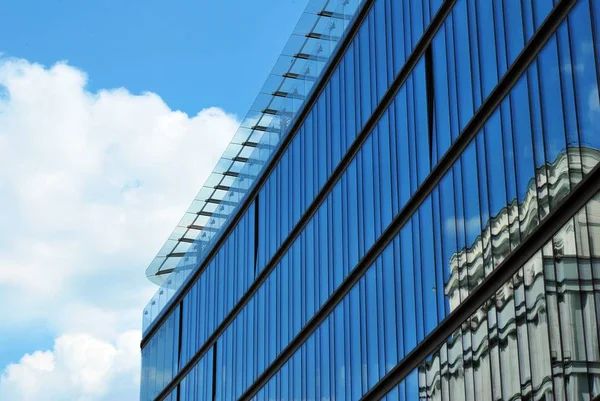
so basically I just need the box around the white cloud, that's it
[445,215,482,240]
[0,332,141,401]
[0,57,239,399]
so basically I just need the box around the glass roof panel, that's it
[142,0,367,333]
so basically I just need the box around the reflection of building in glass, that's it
[418,147,600,401]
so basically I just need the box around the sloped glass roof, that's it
[143,0,366,334]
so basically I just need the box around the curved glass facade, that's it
[140,0,600,400]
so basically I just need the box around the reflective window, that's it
[250,182,600,401]
[256,0,444,274]
[417,191,600,401]
[431,0,556,162]
[140,306,180,401]
[380,370,419,401]
[179,204,255,367]
[179,348,214,401]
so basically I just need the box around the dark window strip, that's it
[254,196,259,276]
[211,344,217,401]
[425,43,435,167]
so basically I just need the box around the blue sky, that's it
[0,0,308,116]
[0,1,307,399]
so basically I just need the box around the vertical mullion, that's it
[425,44,435,169]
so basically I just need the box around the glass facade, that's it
[415,191,600,401]
[140,0,600,400]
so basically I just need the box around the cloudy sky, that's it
[0,1,307,400]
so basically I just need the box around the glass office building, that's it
[140,0,600,400]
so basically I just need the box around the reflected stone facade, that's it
[418,148,600,400]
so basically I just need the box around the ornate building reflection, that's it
[418,147,600,400]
